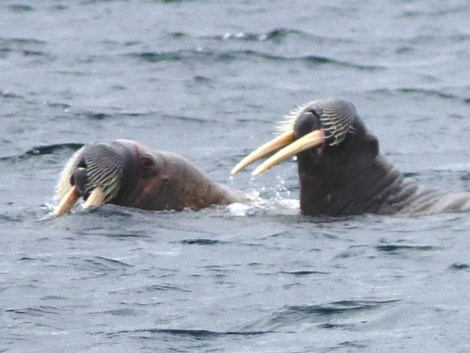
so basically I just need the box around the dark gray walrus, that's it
[231,97,470,216]
[54,139,242,216]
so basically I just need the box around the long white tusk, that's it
[83,187,107,209]
[231,131,295,176]
[252,130,325,176]
[53,185,80,216]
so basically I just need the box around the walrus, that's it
[231,97,470,216]
[53,139,242,216]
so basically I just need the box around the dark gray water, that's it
[2,1,470,352]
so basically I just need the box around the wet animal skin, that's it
[54,139,242,215]
[232,97,470,215]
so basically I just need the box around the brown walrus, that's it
[232,97,470,216]
[53,139,242,216]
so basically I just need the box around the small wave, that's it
[397,87,460,100]
[285,300,398,316]
[216,28,309,43]
[371,87,465,102]
[449,262,470,271]
[279,270,329,277]
[162,113,209,123]
[107,283,192,296]
[116,328,268,339]
[376,244,438,253]
[302,55,383,70]
[83,112,112,120]
[0,36,51,59]
[181,27,350,45]
[0,89,23,99]
[168,28,302,42]
[89,308,145,317]
[126,49,383,70]
[0,37,46,46]
[80,256,134,272]
[127,51,183,63]
[75,110,145,121]
[0,143,83,163]
[6,305,62,316]
[250,299,399,331]
[181,238,222,245]
[46,101,72,110]
[7,4,35,12]
[141,284,192,293]
[25,143,84,156]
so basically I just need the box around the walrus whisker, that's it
[55,147,85,200]
[84,161,123,205]
[53,185,80,216]
[231,131,295,176]
[277,101,315,134]
[252,130,325,176]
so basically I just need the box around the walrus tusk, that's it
[83,187,107,209]
[252,130,325,176]
[53,185,80,216]
[231,131,295,176]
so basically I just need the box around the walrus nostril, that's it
[69,158,87,186]
[73,167,88,197]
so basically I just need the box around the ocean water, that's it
[1,1,470,352]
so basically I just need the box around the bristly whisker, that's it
[84,161,123,203]
[276,101,316,136]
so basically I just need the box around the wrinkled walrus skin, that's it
[232,97,470,216]
[54,139,242,216]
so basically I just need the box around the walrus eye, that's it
[140,156,154,169]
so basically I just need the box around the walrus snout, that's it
[231,97,357,177]
[71,163,89,200]
[66,155,86,194]
[53,142,129,216]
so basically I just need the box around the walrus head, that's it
[232,97,385,215]
[54,140,154,215]
[54,139,241,216]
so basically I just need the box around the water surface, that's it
[1,1,470,352]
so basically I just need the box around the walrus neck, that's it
[298,153,419,215]
[160,152,243,211]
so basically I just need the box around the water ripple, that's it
[7,4,35,12]
[255,299,399,331]
[215,28,311,43]
[25,143,84,156]
[172,27,353,45]
[74,256,134,273]
[127,49,383,70]
[279,270,330,277]
[114,328,269,339]
[285,300,398,316]
[376,244,439,253]
[6,305,63,316]
[181,238,222,245]
[371,87,465,101]
[0,36,52,60]
[0,143,83,163]
[449,262,470,271]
